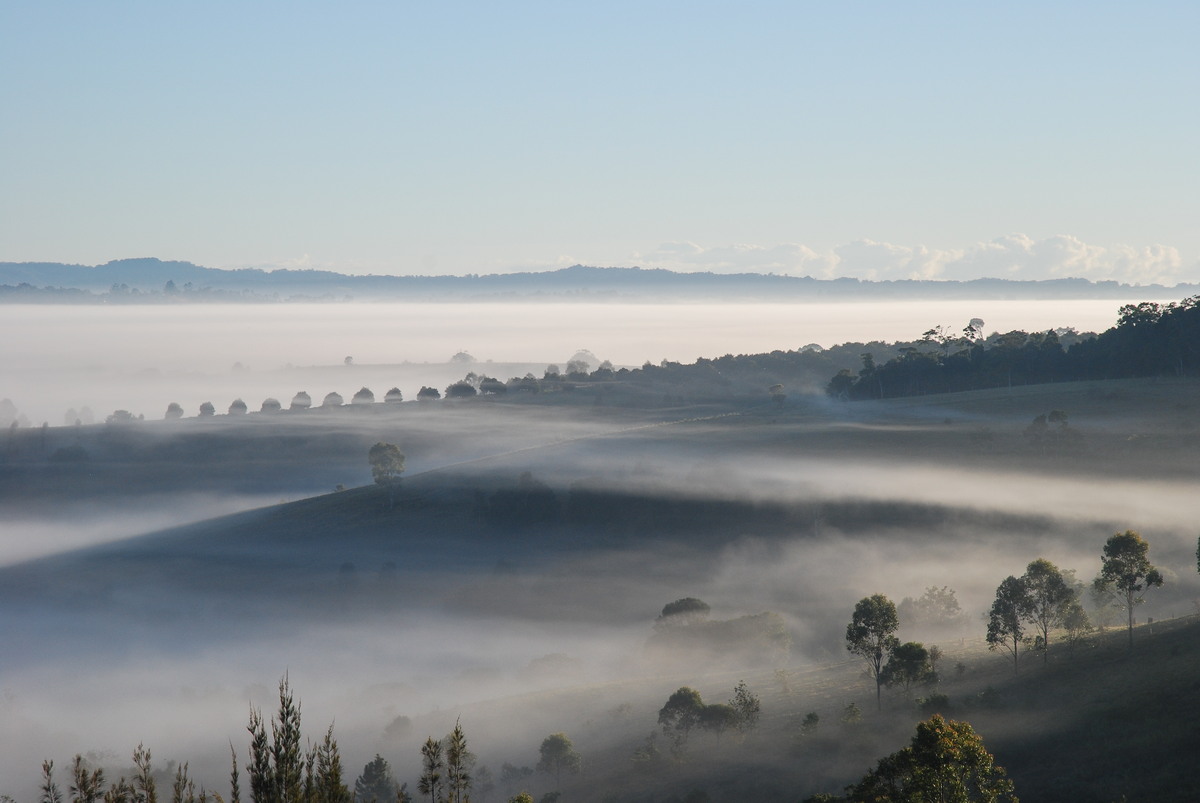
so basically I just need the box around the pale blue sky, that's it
[2,2,1197,282]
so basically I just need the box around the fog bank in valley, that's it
[3,376,1199,797]
[0,298,1154,425]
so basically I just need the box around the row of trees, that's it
[655,681,762,755]
[30,678,583,803]
[987,531,1163,672]
[161,388,407,420]
[847,530,1167,705]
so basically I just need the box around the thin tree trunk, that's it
[1127,590,1135,651]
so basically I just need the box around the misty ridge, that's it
[2,257,1198,303]
[3,295,1200,802]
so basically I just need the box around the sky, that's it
[2,1,1197,284]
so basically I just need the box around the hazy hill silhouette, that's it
[1,257,1195,300]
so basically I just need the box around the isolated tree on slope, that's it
[1021,558,1075,663]
[845,594,900,710]
[1095,530,1163,651]
[699,703,739,745]
[880,641,936,696]
[536,733,581,789]
[656,597,710,627]
[658,687,705,754]
[986,576,1031,675]
[729,679,761,734]
[368,442,405,509]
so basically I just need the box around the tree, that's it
[536,733,581,789]
[418,738,444,803]
[986,576,1031,675]
[69,755,104,803]
[478,377,507,395]
[290,392,312,411]
[657,687,705,754]
[897,586,966,632]
[309,725,351,803]
[499,764,532,794]
[844,715,1017,802]
[698,704,739,744]
[880,641,936,696]
[368,442,405,509]
[244,676,344,803]
[1060,598,1093,653]
[1020,558,1075,663]
[133,744,156,803]
[384,388,404,404]
[354,755,397,803]
[322,392,344,408]
[229,745,240,803]
[261,398,282,413]
[352,387,375,405]
[656,597,710,626]
[472,766,494,803]
[445,382,477,399]
[165,402,184,420]
[417,387,441,401]
[728,680,761,734]
[270,678,304,803]
[41,760,63,803]
[198,402,215,417]
[845,594,900,710]
[229,398,248,415]
[1095,530,1164,651]
[444,721,472,803]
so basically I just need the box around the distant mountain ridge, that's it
[0,257,1195,301]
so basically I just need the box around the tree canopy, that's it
[986,576,1032,675]
[845,594,901,710]
[368,442,405,486]
[842,715,1017,803]
[536,733,581,789]
[1095,530,1163,650]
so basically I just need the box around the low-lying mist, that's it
[0,298,1150,425]
[3,373,1199,799]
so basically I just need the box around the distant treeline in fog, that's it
[828,298,1200,399]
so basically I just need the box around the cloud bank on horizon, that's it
[632,233,1188,285]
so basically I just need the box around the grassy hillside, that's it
[2,379,1198,801]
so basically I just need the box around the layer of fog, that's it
[5,419,1198,796]
[0,298,1151,424]
[0,494,288,566]
[4,328,1199,797]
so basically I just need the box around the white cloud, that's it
[634,234,1189,284]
